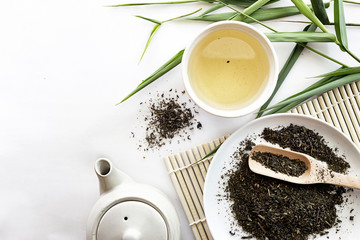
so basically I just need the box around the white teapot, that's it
[87,158,181,240]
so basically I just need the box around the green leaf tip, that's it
[118,49,184,104]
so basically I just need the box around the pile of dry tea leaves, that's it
[223,124,351,240]
[138,90,202,150]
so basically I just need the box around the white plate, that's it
[204,113,360,240]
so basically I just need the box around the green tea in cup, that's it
[182,21,278,117]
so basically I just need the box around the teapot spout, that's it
[95,158,132,195]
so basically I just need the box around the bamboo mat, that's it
[163,81,360,240]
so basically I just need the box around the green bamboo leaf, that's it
[136,15,162,24]
[203,0,278,7]
[310,0,330,24]
[262,74,342,115]
[119,49,184,104]
[265,32,336,42]
[291,0,329,33]
[264,73,360,111]
[304,74,344,89]
[196,142,223,163]
[108,0,278,7]
[227,13,239,20]
[257,24,316,118]
[286,74,342,100]
[107,0,197,7]
[163,8,202,23]
[296,43,348,67]
[273,20,360,27]
[343,0,360,4]
[218,0,278,32]
[139,24,161,62]
[232,0,271,21]
[200,3,224,16]
[264,74,344,115]
[334,0,348,50]
[265,100,303,115]
[137,8,201,62]
[186,4,329,22]
[186,12,242,21]
[314,66,360,78]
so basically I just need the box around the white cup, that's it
[182,21,278,117]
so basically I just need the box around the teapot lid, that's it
[97,200,168,240]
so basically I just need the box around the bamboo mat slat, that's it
[163,82,360,240]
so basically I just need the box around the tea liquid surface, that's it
[189,29,270,110]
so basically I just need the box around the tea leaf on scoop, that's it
[334,0,348,50]
[251,151,308,177]
[265,32,336,42]
[310,0,330,24]
[118,49,184,104]
[257,24,316,118]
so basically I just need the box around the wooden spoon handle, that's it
[325,172,360,190]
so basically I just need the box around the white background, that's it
[0,0,359,239]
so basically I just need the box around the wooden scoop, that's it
[249,144,360,190]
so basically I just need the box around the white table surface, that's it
[1,0,359,239]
